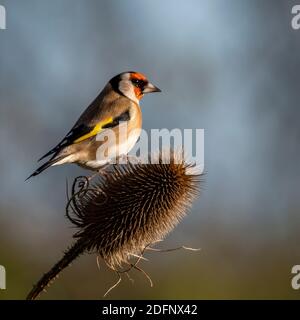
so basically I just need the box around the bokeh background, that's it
[1,0,300,299]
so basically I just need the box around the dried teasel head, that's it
[66,151,202,269]
[27,151,203,300]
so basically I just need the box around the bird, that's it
[26,71,161,180]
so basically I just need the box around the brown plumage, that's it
[26,71,160,179]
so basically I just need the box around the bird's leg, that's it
[97,163,110,175]
[117,154,128,164]
[115,154,140,165]
[87,173,98,181]
[126,155,140,164]
[87,163,110,181]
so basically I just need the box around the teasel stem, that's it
[26,238,87,300]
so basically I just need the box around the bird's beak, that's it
[142,82,161,94]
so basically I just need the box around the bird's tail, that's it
[26,156,64,181]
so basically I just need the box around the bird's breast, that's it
[81,103,142,169]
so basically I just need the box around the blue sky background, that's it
[1,0,300,299]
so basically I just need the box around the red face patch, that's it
[133,86,143,99]
[130,72,147,82]
[130,72,147,100]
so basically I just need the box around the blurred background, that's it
[1,0,300,299]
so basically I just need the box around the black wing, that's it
[38,110,130,162]
[38,124,93,162]
[101,110,130,129]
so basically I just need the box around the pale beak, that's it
[142,82,161,94]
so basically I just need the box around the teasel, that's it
[26,151,202,300]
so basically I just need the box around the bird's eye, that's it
[132,79,142,87]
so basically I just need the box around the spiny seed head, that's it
[66,152,202,268]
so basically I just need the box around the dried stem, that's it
[26,239,87,300]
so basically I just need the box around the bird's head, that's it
[110,71,161,104]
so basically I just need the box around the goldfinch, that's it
[26,71,161,180]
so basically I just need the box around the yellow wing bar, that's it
[74,117,113,143]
